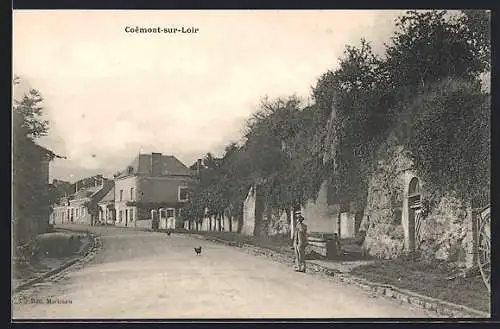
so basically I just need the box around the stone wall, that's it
[241,186,257,235]
[242,180,343,238]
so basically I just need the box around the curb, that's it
[13,230,102,294]
[191,233,490,319]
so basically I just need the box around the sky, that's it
[13,10,405,183]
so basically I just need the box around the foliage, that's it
[317,39,388,205]
[405,79,490,202]
[319,10,490,207]
[83,200,100,217]
[184,10,490,227]
[183,95,326,222]
[48,179,74,205]
[13,77,49,141]
[383,10,490,90]
[12,76,55,243]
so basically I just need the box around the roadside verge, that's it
[190,233,490,319]
[13,229,102,294]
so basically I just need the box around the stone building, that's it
[51,177,114,226]
[113,152,197,229]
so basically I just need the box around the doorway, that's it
[407,177,422,253]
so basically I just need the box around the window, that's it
[119,210,123,222]
[129,208,134,221]
[130,188,134,200]
[120,190,123,201]
[408,177,420,196]
[166,209,175,218]
[178,186,189,202]
[125,209,128,221]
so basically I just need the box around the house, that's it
[51,196,71,225]
[13,130,63,244]
[70,178,114,225]
[51,177,114,226]
[113,152,197,229]
[97,184,115,225]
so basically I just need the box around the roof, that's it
[72,186,100,200]
[34,144,66,161]
[99,185,115,203]
[115,153,195,179]
[71,180,114,202]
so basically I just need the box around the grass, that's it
[350,259,490,313]
[13,232,87,285]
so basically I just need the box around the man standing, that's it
[293,215,308,272]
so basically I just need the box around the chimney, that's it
[151,152,162,176]
[197,159,202,175]
[75,181,78,193]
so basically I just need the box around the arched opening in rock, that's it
[407,177,422,253]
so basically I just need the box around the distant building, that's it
[51,177,114,226]
[114,152,197,229]
[97,184,115,225]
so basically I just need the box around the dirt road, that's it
[12,226,432,319]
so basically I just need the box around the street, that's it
[12,227,432,319]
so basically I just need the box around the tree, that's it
[314,40,387,205]
[83,200,100,225]
[12,76,54,243]
[383,10,490,90]
[48,179,74,206]
[317,10,491,206]
[182,9,491,234]
[13,77,49,141]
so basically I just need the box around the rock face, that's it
[361,141,411,259]
[362,138,472,265]
[419,195,469,266]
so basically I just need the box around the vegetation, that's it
[184,10,490,235]
[13,76,55,246]
[351,258,490,313]
[48,179,74,206]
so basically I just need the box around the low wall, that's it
[222,216,240,233]
[135,219,152,229]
